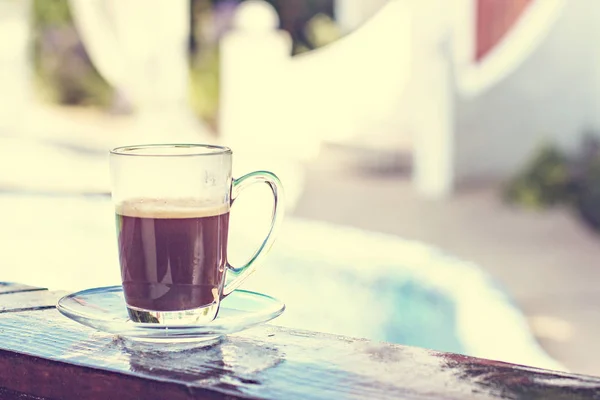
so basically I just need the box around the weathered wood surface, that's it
[0,290,66,313]
[0,282,46,295]
[0,288,599,400]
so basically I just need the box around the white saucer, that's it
[57,286,285,344]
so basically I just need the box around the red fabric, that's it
[475,0,534,62]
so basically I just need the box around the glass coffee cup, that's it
[110,144,284,324]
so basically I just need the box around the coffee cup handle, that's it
[222,171,284,297]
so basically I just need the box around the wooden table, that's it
[0,282,599,399]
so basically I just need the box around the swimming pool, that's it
[0,194,563,372]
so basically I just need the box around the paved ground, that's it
[292,147,600,377]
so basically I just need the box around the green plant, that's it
[189,47,220,130]
[32,0,113,107]
[504,135,600,234]
[503,143,571,209]
[32,0,71,27]
[305,13,342,49]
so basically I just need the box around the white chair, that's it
[219,0,412,209]
[221,0,597,200]
[68,0,212,145]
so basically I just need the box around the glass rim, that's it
[110,144,232,157]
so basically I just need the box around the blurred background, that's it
[1,0,600,377]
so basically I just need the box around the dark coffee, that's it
[116,199,230,312]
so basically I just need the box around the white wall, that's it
[0,0,32,130]
[454,0,600,182]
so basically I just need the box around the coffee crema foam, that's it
[116,198,229,219]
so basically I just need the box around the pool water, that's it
[0,194,563,372]
[235,219,563,372]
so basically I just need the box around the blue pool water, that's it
[377,278,464,353]
[0,194,563,372]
